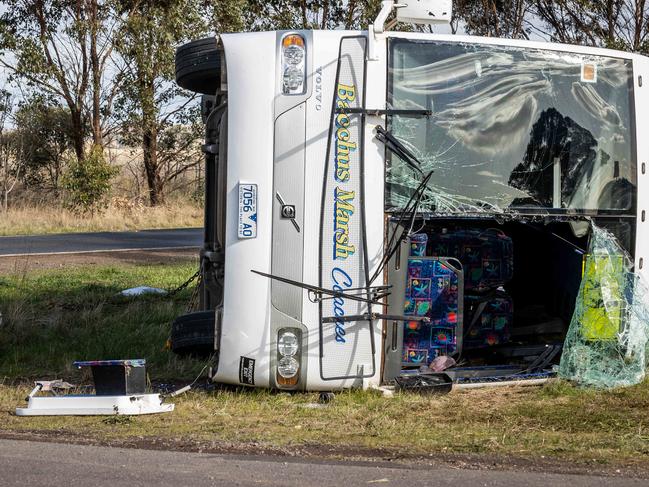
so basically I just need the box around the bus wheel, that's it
[170,311,215,356]
[318,392,335,404]
[175,37,221,95]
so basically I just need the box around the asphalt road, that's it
[0,228,203,257]
[0,439,644,487]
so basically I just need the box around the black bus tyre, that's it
[170,311,216,356]
[175,37,221,95]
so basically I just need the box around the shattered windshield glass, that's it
[386,39,636,215]
[559,223,649,388]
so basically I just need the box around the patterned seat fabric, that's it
[402,257,462,365]
[406,228,515,356]
[428,228,513,292]
[464,291,513,349]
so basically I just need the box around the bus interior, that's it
[382,216,636,384]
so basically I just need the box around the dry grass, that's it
[0,198,203,236]
[2,381,649,467]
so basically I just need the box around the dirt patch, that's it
[0,429,646,478]
[0,248,198,273]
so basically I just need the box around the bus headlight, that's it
[277,331,299,357]
[276,328,302,385]
[281,34,306,95]
[277,356,299,379]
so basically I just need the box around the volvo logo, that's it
[281,205,296,219]
[276,192,300,233]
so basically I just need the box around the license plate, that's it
[238,183,258,239]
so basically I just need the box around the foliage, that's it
[243,0,382,30]
[114,0,209,205]
[210,0,247,32]
[62,144,118,214]
[453,1,649,55]
[0,0,122,161]
[13,96,77,191]
[453,0,532,38]
[533,0,649,55]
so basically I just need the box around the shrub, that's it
[62,145,118,214]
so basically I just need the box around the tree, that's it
[452,1,649,55]
[0,90,21,212]
[243,1,382,30]
[0,0,124,161]
[533,1,649,54]
[210,0,247,32]
[114,0,214,205]
[13,97,77,191]
[453,0,533,38]
[62,143,117,213]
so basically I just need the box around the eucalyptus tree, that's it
[113,0,210,205]
[452,0,649,55]
[452,0,533,38]
[243,0,382,30]
[533,0,649,54]
[0,89,20,211]
[13,96,76,191]
[0,0,123,161]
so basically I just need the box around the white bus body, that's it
[174,17,649,391]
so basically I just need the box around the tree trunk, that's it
[634,0,645,51]
[140,76,163,206]
[1,160,6,213]
[143,124,163,206]
[70,108,85,162]
[603,0,614,46]
[89,0,103,147]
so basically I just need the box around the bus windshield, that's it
[386,39,637,215]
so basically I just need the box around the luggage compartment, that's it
[383,218,589,381]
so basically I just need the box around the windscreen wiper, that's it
[369,170,435,285]
[322,314,430,324]
[251,270,391,305]
[369,126,437,285]
[375,125,423,175]
[335,107,432,117]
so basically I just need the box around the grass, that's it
[0,199,203,236]
[1,262,649,468]
[2,381,649,467]
[0,260,206,379]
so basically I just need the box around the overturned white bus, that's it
[171,0,649,391]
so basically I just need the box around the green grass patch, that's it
[0,260,205,380]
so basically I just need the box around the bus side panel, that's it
[215,32,277,388]
[634,55,649,280]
